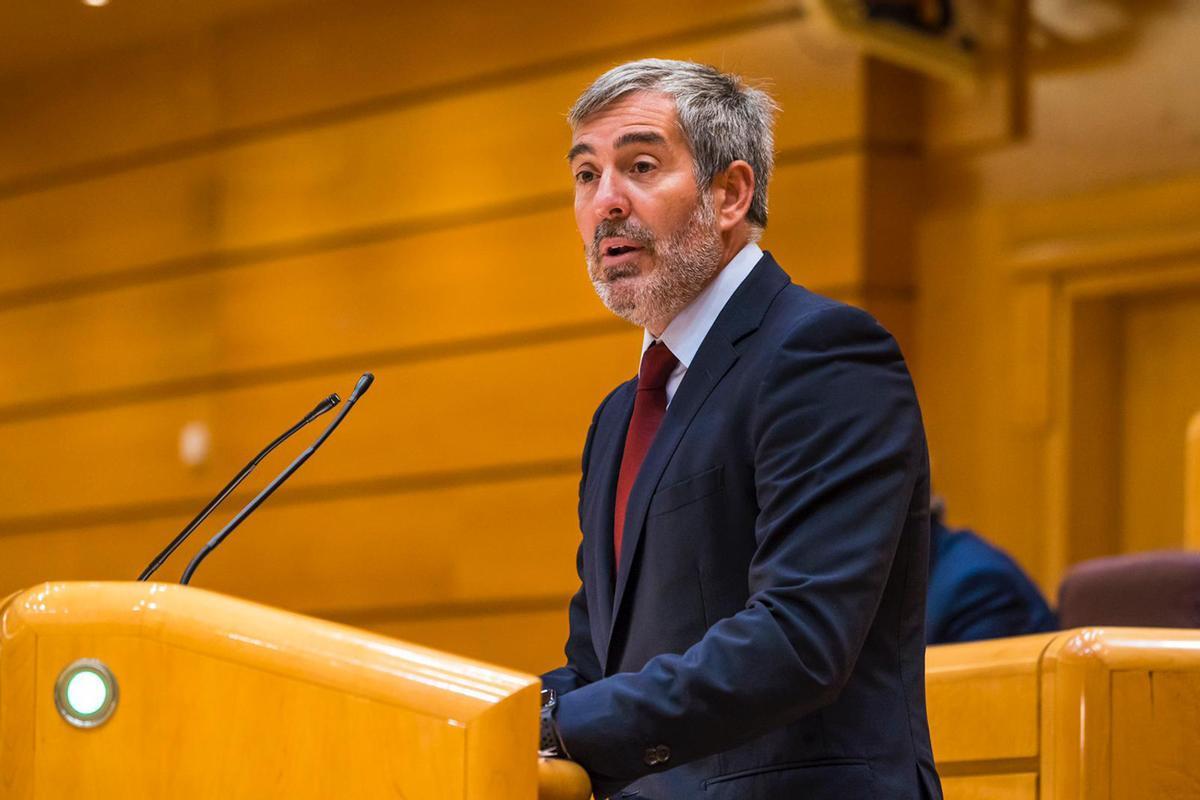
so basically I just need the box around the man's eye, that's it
[575,170,596,184]
[632,161,655,174]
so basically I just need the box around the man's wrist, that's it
[539,688,571,759]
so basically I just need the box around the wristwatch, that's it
[539,688,569,758]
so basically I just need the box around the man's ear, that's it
[714,160,755,232]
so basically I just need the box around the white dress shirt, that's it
[641,242,764,405]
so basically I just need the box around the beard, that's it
[585,194,724,331]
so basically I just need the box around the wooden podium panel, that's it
[0,582,550,799]
[928,628,1200,800]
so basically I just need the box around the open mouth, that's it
[605,244,640,257]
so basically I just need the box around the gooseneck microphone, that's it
[137,393,341,581]
[179,373,375,586]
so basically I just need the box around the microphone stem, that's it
[179,375,373,586]
[137,395,338,582]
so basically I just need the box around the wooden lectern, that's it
[0,582,591,799]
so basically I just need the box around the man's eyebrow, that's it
[613,131,668,150]
[567,142,594,162]
[567,131,669,162]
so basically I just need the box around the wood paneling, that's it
[368,608,569,678]
[0,22,861,297]
[1189,412,1200,549]
[0,0,802,186]
[0,334,635,521]
[0,31,220,187]
[0,205,597,409]
[1063,298,1122,564]
[0,474,582,608]
[1120,288,1200,552]
[940,773,1037,800]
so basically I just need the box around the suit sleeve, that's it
[554,305,925,785]
[932,558,1058,644]
[540,393,610,695]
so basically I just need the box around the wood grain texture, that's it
[1041,627,1200,800]
[0,0,799,187]
[1189,411,1200,549]
[365,607,570,678]
[926,634,1052,766]
[0,474,582,610]
[1115,670,1200,799]
[0,334,635,521]
[940,773,1037,800]
[2,582,540,799]
[0,22,860,297]
[1119,287,1200,552]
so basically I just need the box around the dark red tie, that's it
[613,342,679,566]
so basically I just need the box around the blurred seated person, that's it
[926,497,1058,644]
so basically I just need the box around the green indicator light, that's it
[65,669,108,716]
[54,659,118,729]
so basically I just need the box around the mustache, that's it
[589,218,655,261]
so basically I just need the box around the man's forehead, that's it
[568,92,682,157]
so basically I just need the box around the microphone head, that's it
[326,393,341,408]
[350,372,375,401]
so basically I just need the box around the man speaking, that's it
[539,59,942,800]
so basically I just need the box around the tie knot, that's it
[639,342,678,390]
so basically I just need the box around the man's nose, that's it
[593,173,630,221]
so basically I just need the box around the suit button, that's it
[643,744,671,766]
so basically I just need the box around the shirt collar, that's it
[641,242,763,367]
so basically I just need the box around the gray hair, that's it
[568,58,778,231]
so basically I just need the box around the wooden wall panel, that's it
[0,32,220,186]
[1120,287,1200,552]
[0,334,636,522]
[0,22,861,298]
[0,475,581,612]
[1189,411,1200,549]
[0,157,220,297]
[0,205,595,408]
[1063,298,1123,565]
[939,773,1037,800]
[767,155,864,290]
[0,0,798,186]
[213,0,802,133]
[367,608,569,678]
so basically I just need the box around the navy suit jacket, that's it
[543,254,942,800]
[926,519,1058,645]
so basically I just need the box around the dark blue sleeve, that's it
[541,394,608,695]
[555,305,925,784]
[927,535,1058,645]
[541,543,601,694]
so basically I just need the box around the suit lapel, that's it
[604,253,791,672]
